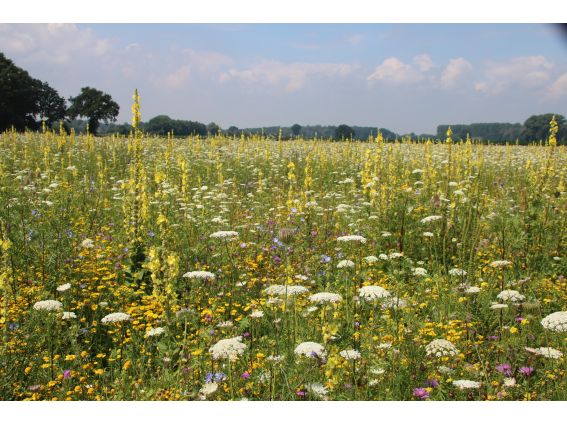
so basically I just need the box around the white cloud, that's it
[220,61,357,92]
[547,72,567,99]
[346,34,365,46]
[413,54,433,72]
[440,57,472,89]
[367,57,423,85]
[475,56,554,94]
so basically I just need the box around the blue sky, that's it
[0,23,566,133]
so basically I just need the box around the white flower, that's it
[420,215,443,224]
[422,232,434,238]
[210,231,239,240]
[378,254,389,261]
[541,311,567,332]
[388,252,403,260]
[412,169,423,174]
[413,267,428,277]
[525,346,563,359]
[438,366,454,375]
[381,232,392,238]
[81,238,95,249]
[490,303,509,310]
[199,382,218,399]
[145,327,165,338]
[183,271,216,281]
[464,286,481,295]
[497,290,525,303]
[209,336,247,361]
[358,286,391,302]
[339,349,361,360]
[101,312,131,324]
[250,310,264,319]
[309,292,342,304]
[337,235,367,244]
[294,274,309,281]
[33,300,63,312]
[61,311,77,320]
[382,296,407,309]
[448,268,467,277]
[503,378,516,388]
[264,285,308,297]
[266,355,284,363]
[377,343,392,350]
[425,339,459,357]
[337,260,355,269]
[56,283,71,292]
[217,320,234,328]
[370,367,386,375]
[453,380,481,390]
[364,256,379,264]
[490,260,512,268]
[294,341,326,359]
[306,383,328,399]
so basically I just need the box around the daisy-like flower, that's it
[101,312,131,324]
[525,346,563,359]
[490,260,512,268]
[453,380,481,390]
[294,342,326,359]
[56,283,71,292]
[425,339,460,357]
[541,311,567,332]
[33,300,63,312]
[183,271,216,281]
[497,290,525,303]
[209,336,247,361]
[420,215,443,224]
[337,260,355,269]
[61,311,77,320]
[309,292,342,304]
[209,231,239,240]
[145,327,166,338]
[337,235,367,244]
[339,349,361,360]
[81,238,94,249]
[413,267,428,277]
[358,286,391,302]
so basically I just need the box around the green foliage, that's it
[67,87,119,135]
[335,124,355,140]
[520,113,567,144]
[146,115,207,136]
[291,123,302,136]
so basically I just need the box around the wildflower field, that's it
[0,97,566,401]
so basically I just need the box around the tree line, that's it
[1,52,565,143]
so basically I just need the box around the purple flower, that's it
[515,316,524,323]
[241,371,251,379]
[242,331,251,339]
[413,387,430,400]
[519,366,534,377]
[296,390,306,397]
[63,369,72,379]
[214,372,226,382]
[321,255,331,263]
[205,372,214,383]
[425,379,439,388]
[495,363,513,377]
[240,242,247,248]
[311,230,318,237]
[488,335,499,341]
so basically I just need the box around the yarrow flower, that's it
[81,238,94,248]
[101,312,131,324]
[448,268,467,277]
[497,290,525,303]
[294,342,326,359]
[425,339,460,357]
[490,260,512,268]
[249,310,264,319]
[413,267,428,277]
[209,230,239,240]
[337,260,355,269]
[525,346,563,359]
[453,380,481,389]
[264,285,309,296]
[33,300,62,312]
[490,303,509,310]
[420,215,443,224]
[388,252,403,260]
[56,283,71,292]
[306,383,328,399]
[378,254,389,261]
[541,311,567,332]
[183,271,216,281]
[364,256,379,264]
[199,382,218,400]
[358,286,391,302]
[209,336,247,361]
[339,349,361,360]
[337,235,367,244]
[464,286,481,294]
[145,327,166,338]
[61,311,77,320]
[422,232,434,238]
[309,292,342,304]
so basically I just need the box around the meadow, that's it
[0,96,566,401]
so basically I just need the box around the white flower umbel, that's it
[101,312,131,324]
[145,327,166,338]
[209,231,239,240]
[209,336,247,361]
[364,256,379,264]
[306,383,328,399]
[33,300,63,312]
[490,260,512,268]
[56,283,71,292]
[337,260,355,269]
[61,311,77,320]
[420,215,443,224]
[199,382,218,400]
[525,346,563,359]
[249,310,264,319]
[294,341,326,359]
[541,311,567,332]
[358,286,391,302]
[81,238,95,249]
[309,292,343,304]
[490,303,508,310]
[496,290,525,303]
[183,271,216,281]
[413,267,428,277]
[339,349,361,361]
[337,235,367,244]
[453,380,481,390]
[264,285,308,297]
[448,268,467,277]
[425,339,459,357]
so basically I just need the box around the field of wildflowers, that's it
[0,93,565,401]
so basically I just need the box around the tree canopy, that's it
[67,87,119,135]
[335,124,355,140]
[520,113,566,143]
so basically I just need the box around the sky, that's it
[0,23,566,134]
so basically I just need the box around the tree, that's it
[37,82,67,128]
[520,113,566,143]
[291,123,302,136]
[207,122,220,136]
[227,126,240,136]
[67,87,119,135]
[0,53,41,131]
[335,124,355,140]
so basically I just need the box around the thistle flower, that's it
[413,387,430,400]
[33,300,63,312]
[541,311,567,332]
